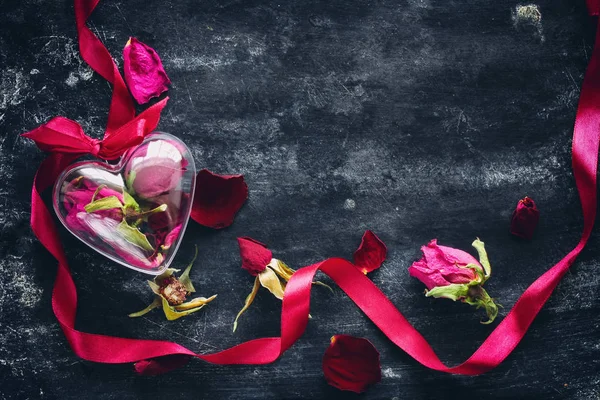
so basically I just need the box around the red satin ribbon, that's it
[25,0,599,376]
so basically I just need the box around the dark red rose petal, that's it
[322,334,382,393]
[190,169,248,229]
[353,230,387,274]
[510,196,540,240]
[134,355,192,376]
[237,237,272,276]
[123,37,171,105]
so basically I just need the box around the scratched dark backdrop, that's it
[0,0,599,399]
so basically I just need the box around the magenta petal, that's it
[162,225,182,250]
[123,37,171,104]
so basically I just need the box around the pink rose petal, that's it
[123,37,171,105]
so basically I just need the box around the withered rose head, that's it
[159,276,188,306]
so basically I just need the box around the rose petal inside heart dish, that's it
[53,133,196,275]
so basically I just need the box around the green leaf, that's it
[233,276,260,332]
[160,296,206,321]
[126,170,137,193]
[178,246,198,293]
[464,263,485,285]
[269,259,294,281]
[123,190,140,212]
[90,184,107,203]
[269,259,333,293]
[174,294,217,311]
[425,283,469,301]
[471,238,491,280]
[128,297,161,318]
[116,220,154,252]
[312,280,334,293]
[84,195,123,213]
[259,267,286,300]
[148,280,161,295]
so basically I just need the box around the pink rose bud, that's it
[408,239,482,290]
[510,196,539,240]
[408,239,500,324]
[123,37,171,104]
[126,157,183,199]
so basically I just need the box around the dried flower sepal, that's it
[233,257,332,332]
[129,247,217,320]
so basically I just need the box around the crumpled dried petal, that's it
[123,37,171,104]
[129,247,217,320]
[190,169,248,229]
[353,230,387,274]
[322,335,382,393]
[238,237,272,276]
[510,196,540,240]
[408,239,499,324]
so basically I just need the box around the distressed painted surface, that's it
[0,0,599,399]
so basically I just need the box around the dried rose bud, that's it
[322,335,382,393]
[408,239,483,290]
[238,237,272,276]
[353,230,387,274]
[233,237,332,332]
[123,37,171,104]
[510,196,539,240]
[408,239,499,324]
[159,276,188,306]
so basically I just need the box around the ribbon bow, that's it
[22,99,167,160]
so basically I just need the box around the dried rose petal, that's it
[510,196,540,240]
[161,224,182,250]
[237,237,272,276]
[322,335,382,393]
[353,230,387,274]
[190,169,248,229]
[123,37,171,104]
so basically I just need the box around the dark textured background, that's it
[1,0,599,399]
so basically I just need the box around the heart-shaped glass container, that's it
[53,132,195,275]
